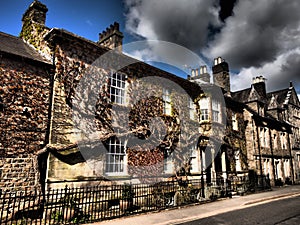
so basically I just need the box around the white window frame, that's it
[105,136,127,175]
[212,100,220,123]
[280,132,287,149]
[200,109,209,121]
[110,71,126,104]
[188,98,196,120]
[199,97,209,121]
[232,113,238,131]
[190,145,199,173]
[273,133,278,149]
[163,88,171,115]
[164,153,173,174]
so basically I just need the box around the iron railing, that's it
[0,178,245,225]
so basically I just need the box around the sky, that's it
[1,0,300,96]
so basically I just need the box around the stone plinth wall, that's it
[0,157,38,191]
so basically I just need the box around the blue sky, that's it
[0,0,131,43]
[1,0,300,95]
[0,0,189,77]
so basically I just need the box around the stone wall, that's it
[45,32,204,185]
[0,157,38,191]
[0,56,51,191]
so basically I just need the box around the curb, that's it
[243,192,300,205]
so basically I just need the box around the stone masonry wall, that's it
[0,157,38,191]
[46,35,203,185]
[0,57,51,191]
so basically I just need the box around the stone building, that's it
[1,1,300,192]
[0,30,52,190]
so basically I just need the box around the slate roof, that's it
[44,28,205,99]
[231,88,251,103]
[267,88,290,108]
[0,31,50,64]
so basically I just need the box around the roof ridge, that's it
[0,31,22,40]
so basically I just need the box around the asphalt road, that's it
[177,196,300,225]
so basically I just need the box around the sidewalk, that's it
[85,185,300,225]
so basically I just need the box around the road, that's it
[177,196,300,225]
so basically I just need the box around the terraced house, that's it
[1,1,300,195]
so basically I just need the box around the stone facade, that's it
[1,1,300,191]
[0,39,52,191]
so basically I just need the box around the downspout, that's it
[47,43,56,146]
[255,119,263,186]
[268,128,276,186]
[43,43,57,193]
[287,132,295,184]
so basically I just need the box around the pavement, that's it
[84,185,300,225]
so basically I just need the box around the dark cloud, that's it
[219,0,237,22]
[124,0,221,52]
[276,53,300,90]
[206,0,300,70]
[124,0,300,93]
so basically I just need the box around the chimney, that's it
[252,76,267,99]
[212,57,230,93]
[22,0,48,25]
[98,22,124,51]
[200,66,210,83]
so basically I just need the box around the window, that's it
[264,159,270,175]
[200,109,209,121]
[188,98,196,120]
[232,113,238,131]
[259,128,264,147]
[280,132,287,149]
[162,88,171,115]
[273,133,278,149]
[110,72,126,104]
[235,150,241,171]
[190,145,198,173]
[212,100,220,122]
[164,153,173,173]
[199,97,209,121]
[105,136,126,174]
[265,128,269,148]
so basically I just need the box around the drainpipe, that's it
[268,129,276,186]
[44,43,57,193]
[200,146,205,198]
[47,44,56,146]
[255,120,263,187]
[287,132,295,184]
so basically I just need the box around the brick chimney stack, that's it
[212,57,230,94]
[22,0,48,25]
[98,22,124,51]
[252,76,267,99]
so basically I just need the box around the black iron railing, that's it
[0,178,240,225]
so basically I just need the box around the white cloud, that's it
[85,19,93,26]
[124,0,300,94]
[205,0,300,70]
[124,0,220,51]
[231,48,300,92]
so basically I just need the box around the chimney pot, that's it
[214,58,218,65]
